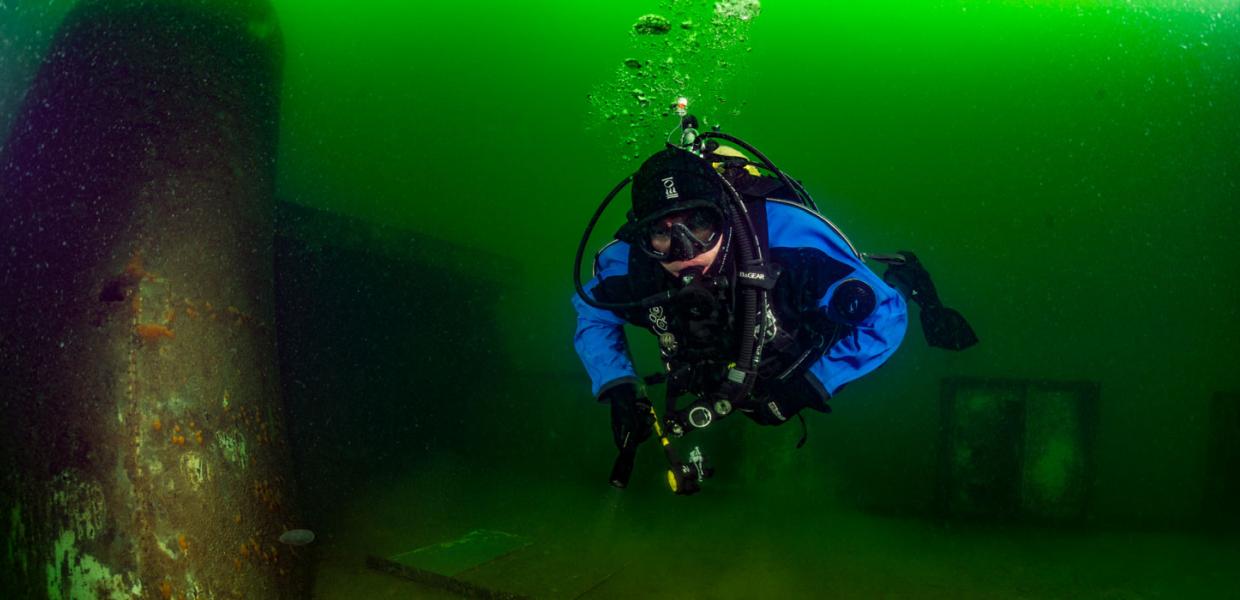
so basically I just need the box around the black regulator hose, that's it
[573,174,629,310]
[712,169,767,377]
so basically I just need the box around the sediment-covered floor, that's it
[310,459,1240,599]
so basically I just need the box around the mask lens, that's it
[685,210,718,241]
[648,226,673,254]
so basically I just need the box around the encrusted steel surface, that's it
[0,0,306,597]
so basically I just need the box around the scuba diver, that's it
[572,107,976,494]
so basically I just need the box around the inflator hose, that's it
[718,177,765,376]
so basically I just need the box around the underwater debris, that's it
[634,14,671,35]
[624,58,642,69]
[278,529,315,546]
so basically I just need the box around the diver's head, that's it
[617,147,727,274]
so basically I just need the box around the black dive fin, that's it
[880,251,978,351]
[880,251,941,306]
[920,305,979,351]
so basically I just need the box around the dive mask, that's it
[637,208,723,263]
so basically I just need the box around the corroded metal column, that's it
[0,0,306,597]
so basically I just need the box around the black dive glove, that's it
[743,373,831,426]
[603,383,653,451]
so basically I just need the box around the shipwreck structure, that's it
[0,0,306,597]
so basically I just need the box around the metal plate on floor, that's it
[370,529,624,600]
[390,529,531,576]
[461,539,627,600]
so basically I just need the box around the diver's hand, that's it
[742,396,800,426]
[743,374,831,426]
[603,383,653,451]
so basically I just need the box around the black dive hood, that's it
[616,146,727,264]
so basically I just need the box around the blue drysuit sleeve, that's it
[571,241,640,399]
[766,201,908,397]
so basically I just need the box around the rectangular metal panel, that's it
[1021,382,1099,520]
[939,378,1025,519]
[940,377,1097,521]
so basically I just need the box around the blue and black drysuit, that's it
[573,196,909,420]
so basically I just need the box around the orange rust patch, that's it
[136,323,174,341]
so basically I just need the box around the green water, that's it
[2,0,1239,597]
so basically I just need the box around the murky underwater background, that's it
[1,0,1238,597]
